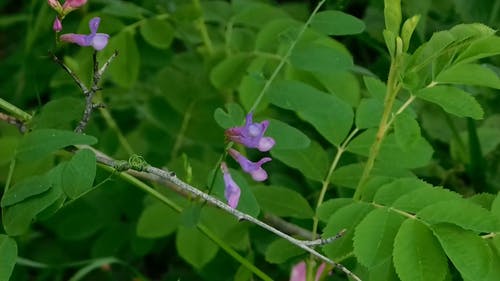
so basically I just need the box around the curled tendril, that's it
[128,154,148,171]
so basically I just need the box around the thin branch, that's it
[51,53,89,93]
[263,214,314,240]
[88,150,361,281]
[0,112,27,133]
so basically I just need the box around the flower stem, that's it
[0,98,32,121]
[353,60,401,200]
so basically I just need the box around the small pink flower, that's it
[53,17,62,32]
[60,17,109,51]
[290,261,327,281]
[47,0,62,12]
[221,162,241,208]
[62,0,87,13]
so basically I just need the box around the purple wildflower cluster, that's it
[221,113,275,208]
[48,0,109,51]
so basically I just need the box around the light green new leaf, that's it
[265,238,303,264]
[353,208,405,267]
[16,129,97,161]
[253,185,314,219]
[0,235,17,281]
[401,15,420,52]
[393,220,448,281]
[176,226,219,269]
[384,0,402,34]
[268,80,353,145]
[140,18,174,49]
[432,224,491,281]
[416,86,483,119]
[210,54,252,90]
[392,186,461,213]
[290,43,353,73]
[100,30,140,88]
[62,149,96,199]
[310,10,365,36]
[322,202,373,260]
[266,119,310,150]
[213,103,245,129]
[492,193,500,221]
[137,203,180,238]
[394,113,421,149]
[271,141,328,182]
[1,175,51,207]
[356,98,384,128]
[436,64,500,89]
[418,200,500,232]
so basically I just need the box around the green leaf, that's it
[266,119,310,150]
[176,226,219,269]
[418,200,500,232]
[0,137,18,166]
[32,97,85,130]
[210,54,252,90]
[374,178,431,205]
[137,203,180,238]
[1,175,51,207]
[364,76,387,100]
[400,15,420,52]
[100,30,140,88]
[271,141,328,182]
[317,198,354,223]
[0,235,17,281]
[253,185,314,219]
[310,10,365,36]
[353,208,405,267]
[356,98,384,128]
[492,193,500,221]
[16,129,97,161]
[140,18,174,49]
[268,80,353,145]
[102,1,149,19]
[455,35,500,64]
[290,43,353,73]
[416,86,483,120]
[323,202,373,260]
[314,71,361,107]
[394,113,421,149]
[213,103,245,129]
[265,238,303,264]
[436,63,500,89]
[62,149,96,199]
[432,224,491,281]
[384,0,402,34]
[2,166,64,236]
[331,163,414,189]
[392,186,461,213]
[393,220,448,281]
[255,18,300,52]
[232,2,288,29]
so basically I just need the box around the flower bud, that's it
[53,17,62,32]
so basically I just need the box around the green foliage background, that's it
[1,0,500,281]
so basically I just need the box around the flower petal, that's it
[257,137,275,152]
[290,261,306,281]
[88,17,100,34]
[91,33,109,50]
[314,263,327,281]
[60,33,91,46]
[221,163,241,208]
[250,168,268,182]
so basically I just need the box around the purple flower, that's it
[53,17,62,32]
[60,17,109,51]
[221,162,241,209]
[47,0,62,13]
[289,261,327,281]
[225,113,275,152]
[228,148,271,182]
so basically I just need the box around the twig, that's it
[0,112,27,133]
[89,150,361,281]
[263,213,313,240]
[52,51,118,134]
